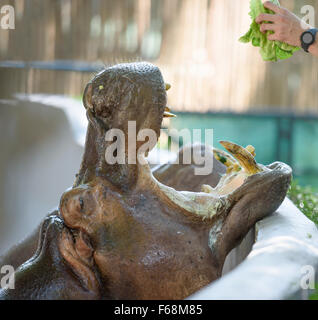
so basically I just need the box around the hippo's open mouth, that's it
[155,141,292,222]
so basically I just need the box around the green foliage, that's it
[288,181,318,225]
[239,0,300,61]
[310,287,318,300]
[288,181,318,300]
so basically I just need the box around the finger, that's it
[263,1,282,14]
[255,13,278,24]
[260,22,276,33]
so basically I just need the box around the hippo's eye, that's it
[79,197,84,212]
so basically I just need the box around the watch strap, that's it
[301,28,318,53]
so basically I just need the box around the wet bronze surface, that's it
[0,62,292,300]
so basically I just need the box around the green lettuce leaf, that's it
[239,0,300,61]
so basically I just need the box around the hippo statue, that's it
[0,62,292,300]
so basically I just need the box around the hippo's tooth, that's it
[213,148,241,173]
[245,145,256,157]
[213,148,237,167]
[219,141,262,175]
[165,83,171,91]
[163,110,177,118]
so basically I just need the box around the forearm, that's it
[308,41,318,58]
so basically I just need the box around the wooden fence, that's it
[0,0,317,114]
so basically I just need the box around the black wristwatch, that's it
[301,28,318,53]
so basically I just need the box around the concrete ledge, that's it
[189,198,318,300]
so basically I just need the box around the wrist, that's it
[308,41,318,57]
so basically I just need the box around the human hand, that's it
[255,1,311,47]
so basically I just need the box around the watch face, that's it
[302,32,314,44]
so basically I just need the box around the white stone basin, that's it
[189,198,318,300]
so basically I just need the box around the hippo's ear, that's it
[0,215,101,300]
[83,82,93,111]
